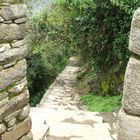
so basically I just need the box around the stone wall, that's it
[117,8,140,140]
[0,0,32,140]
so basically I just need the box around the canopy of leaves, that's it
[48,0,138,96]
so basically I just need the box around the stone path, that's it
[30,57,117,140]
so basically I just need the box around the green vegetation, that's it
[27,0,138,110]
[27,9,69,106]
[52,0,138,96]
[49,0,138,111]
[80,94,122,112]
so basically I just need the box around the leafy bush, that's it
[27,0,138,106]
[52,0,138,96]
[27,9,69,106]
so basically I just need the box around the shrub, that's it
[52,0,138,96]
[27,9,69,106]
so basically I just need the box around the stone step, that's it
[93,123,111,129]
[37,104,80,110]
[70,136,112,140]
[30,107,103,125]
[46,121,112,139]
[30,111,49,140]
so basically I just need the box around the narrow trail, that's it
[30,57,117,140]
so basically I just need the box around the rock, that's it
[117,109,140,140]
[15,17,27,24]
[0,16,4,22]
[0,123,6,135]
[0,43,10,53]
[19,104,30,120]
[7,125,15,131]
[7,118,16,128]
[0,92,8,101]
[4,109,21,123]
[0,90,29,120]
[3,20,12,24]
[1,117,31,140]
[3,61,16,68]
[129,8,140,55]
[11,39,26,48]
[0,3,10,6]
[0,24,26,42]
[0,45,27,65]
[0,97,8,108]
[19,132,33,140]
[122,57,140,115]
[0,46,6,53]
[1,0,24,4]
[0,66,3,71]
[16,77,27,85]
[8,80,27,95]
[0,59,27,91]
[0,4,27,20]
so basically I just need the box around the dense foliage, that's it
[51,0,138,96]
[27,0,138,108]
[27,10,69,106]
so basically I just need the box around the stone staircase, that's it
[30,57,117,140]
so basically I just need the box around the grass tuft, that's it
[80,94,122,112]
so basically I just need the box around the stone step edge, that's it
[30,106,101,116]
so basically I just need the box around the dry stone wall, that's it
[0,0,32,140]
[117,8,140,140]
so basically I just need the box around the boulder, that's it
[0,24,26,42]
[129,8,140,55]
[117,109,140,140]
[0,59,27,91]
[122,57,140,115]
[0,45,27,65]
[0,90,29,120]
[0,4,27,20]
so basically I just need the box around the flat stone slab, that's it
[30,107,103,125]
[47,122,112,138]
[70,136,112,140]
[30,112,49,140]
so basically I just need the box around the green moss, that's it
[0,83,15,94]
[101,81,109,95]
[8,93,16,100]
[16,115,23,124]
